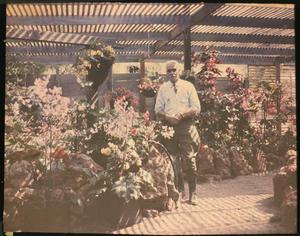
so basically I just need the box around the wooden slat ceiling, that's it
[6,3,203,17]
[6,2,295,65]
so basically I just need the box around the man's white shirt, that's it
[155,79,201,116]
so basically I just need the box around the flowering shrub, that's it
[192,49,222,90]
[72,40,115,87]
[5,76,70,169]
[138,76,161,97]
[6,59,46,85]
[192,48,296,165]
[225,67,245,90]
[103,87,138,109]
[62,96,174,202]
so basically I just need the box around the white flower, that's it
[78,104,86,111]
[90,127,98,134]
[161,126,175,139]
[127,138,135,148]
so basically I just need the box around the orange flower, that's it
[52,147,68,159]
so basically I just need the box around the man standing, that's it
[155,60,201,205]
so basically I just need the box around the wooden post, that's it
[139,58,146,113]
[275,63,282,136]
[184,27,191,72]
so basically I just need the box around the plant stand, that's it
[144,96,156,120]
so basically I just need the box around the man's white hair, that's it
[166,60,180,71]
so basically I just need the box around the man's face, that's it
[167,63,179,83]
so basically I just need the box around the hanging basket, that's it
[86,56,115,88]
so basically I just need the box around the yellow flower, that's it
[108,142,117,151]
[90,50,97,56]
[101,147,112,156]
[123,162,130,170]
[136,159,142,167]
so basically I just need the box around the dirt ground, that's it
[112,172,295,235]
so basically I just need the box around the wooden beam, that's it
[6,52,294,66]
[189,33,294,45]
[218,55,294,65]
[6,44,294,57]
[203,15,294,29]
[6,28,97,45]
[7,15,190,25]
[188,45,294,56]
[78,31,295,44]
[6,45,84,54]
[184,27,191,71]
[6,54,142,64]
[151,3,224,55]
[9,28,293,46]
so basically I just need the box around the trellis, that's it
[5,2,296,132]
[6,3,294,64]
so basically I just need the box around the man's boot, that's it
[188,172,197,205]
[188,192,198,205]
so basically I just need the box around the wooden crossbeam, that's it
[6,52,294,66]
[203,15,294,29]
[7,28,293,46]
[189,33,294,45]
[6,44,294,57]
[6,45,84,54]
[178,45,294,56]
[151,3,224,56]
[6,28,97,45]
[84,31,294,44]
[7,15,189,25]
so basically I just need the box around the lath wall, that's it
[247,64,296,134]
[280,64,296,133]
[248,65,276,129]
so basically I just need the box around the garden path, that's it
[112,172,292,235]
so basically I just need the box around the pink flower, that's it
[131,128,138,136]
[143,111,150,124]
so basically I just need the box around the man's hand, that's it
[175,108,198,121]
[165,114,180,126]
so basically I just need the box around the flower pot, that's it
[142,90,156,98]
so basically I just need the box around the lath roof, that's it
[6,2,295,65]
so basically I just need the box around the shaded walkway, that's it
[113,172,292,234]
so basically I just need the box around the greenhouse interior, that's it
[4,2,297,235]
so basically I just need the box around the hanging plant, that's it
[72,40,115,87]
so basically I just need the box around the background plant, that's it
[103,87,138,109]
[5,75,71,169]
[192,48,296,168]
